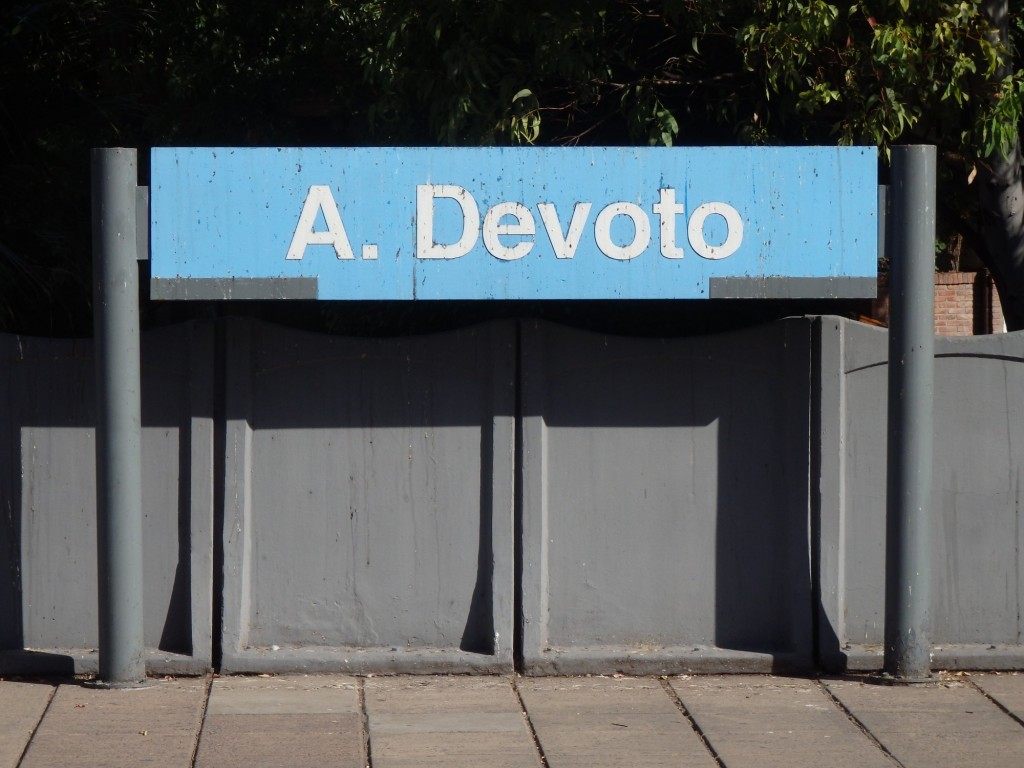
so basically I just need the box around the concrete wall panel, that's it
[519,319,815,674]
[818,319,1024,670]
[0,323,214,674]
[219,319,516,673]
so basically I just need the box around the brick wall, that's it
[933,271,1006,335]
[990,279,1006,333]
[934,272,978,336]
[873,271,1005,335]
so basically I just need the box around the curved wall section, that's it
[817,319,1024,670]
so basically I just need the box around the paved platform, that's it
[2,672,1022,767]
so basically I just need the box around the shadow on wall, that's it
[518,319,817,670]
[217,319,515,660]
[3,316,897,674]
[0,327,205,672]
[711,320,812,662]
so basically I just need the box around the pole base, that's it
[82,677,153,691]
[872,671,939,686]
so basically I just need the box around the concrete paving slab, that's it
[973,672,1024,722]
[365,676,539,768]
[517,676,716,768]
[0,681,53,768]
[364,675,522,714]
[825,676,1024,768]
[197,713,364,768]
[195,674,363,768]
[669,675,895,768]
[203,672,359,714]
[19,678,207,768]
[373,711,526,733]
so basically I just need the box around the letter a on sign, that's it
[286,185,355,260]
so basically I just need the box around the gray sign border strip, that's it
[709,276,877,299]
[151,276,877,301]
[151,277,319,300]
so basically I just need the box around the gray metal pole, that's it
[92,148,146,685]
[883,145,936,680]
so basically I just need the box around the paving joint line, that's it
[815,678,905,768]
[510,676,548,767]
[658,677,726,768]
[14,680,57,768]
[963,674,1024,730]
[187,674,215,768]
[358,676,374,768]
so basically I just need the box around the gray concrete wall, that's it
[519,319,815,674]
[817,318,1024,670]
[0,322,214,675]
[218,319,516,673]
[2,316,1022,675]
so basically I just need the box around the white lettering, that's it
[416,184,480,259]
[312,182,741,267]
[594,202,650,261]
[538,202,592,259]
[653,188,685,259]
[688,202,743,260]
[483,201,535,261]
[286,185,354,260]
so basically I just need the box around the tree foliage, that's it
[357,0,1022,158]
[739,1,1021,154]
[3,0,1023,334]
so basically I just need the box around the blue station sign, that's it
[149,146,877,300]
